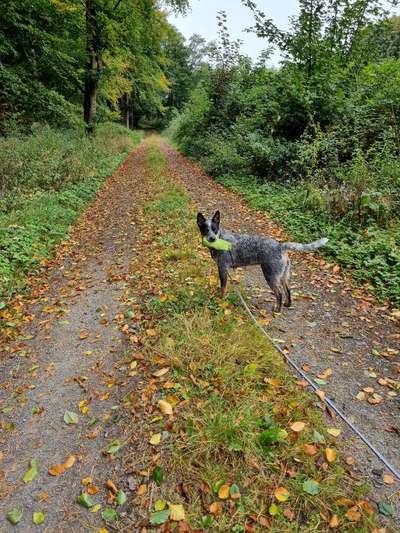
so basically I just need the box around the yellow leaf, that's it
[158,400,173,415]
[325,448,337,463]
[149,433,162,446]
[383,473,395,485]
[64,455,76,469]
[290,421,305,432]
[82,477,92,485]
[218,484,230,499]
[146,329,156,337]
[274,487,290,502]
[169,503,185,521]
[327,428,341,437]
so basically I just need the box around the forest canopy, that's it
[0,0,194,132]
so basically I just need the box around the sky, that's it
[168,0,300,65]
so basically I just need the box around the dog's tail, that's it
[281,237,328,252]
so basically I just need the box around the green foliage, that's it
[0,0,193,131]
[169,3,400,304]
[0,123,142,300]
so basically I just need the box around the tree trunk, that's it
[84,50,97,134]
[83,0,99,135]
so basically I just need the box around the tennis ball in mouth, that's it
[202,237,232,251]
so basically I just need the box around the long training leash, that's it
[228,272,400,481]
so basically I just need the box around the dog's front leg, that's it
[218,262,228,298]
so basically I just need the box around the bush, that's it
[0,123,142,299]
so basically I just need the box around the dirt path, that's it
[0,134,399,532]
[0,142,153,531]
[160,138,400,522]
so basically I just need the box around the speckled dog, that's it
[197,210,328,313]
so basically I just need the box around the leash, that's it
[228,272,400,481]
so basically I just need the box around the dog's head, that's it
[197,210,221,242]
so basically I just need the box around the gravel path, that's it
[0,142,150,532]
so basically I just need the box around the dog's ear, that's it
[212,210,220,225]
[197,212,206,227]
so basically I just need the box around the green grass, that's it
[215,174,400,307]
[0,123,142,301]
[127,137,378,532]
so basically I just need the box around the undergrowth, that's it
[216,174,400,307]
[0,123,142,301]
[129,137,379,532]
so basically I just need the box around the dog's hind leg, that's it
[282,259,291,308]
[261,263,283,313]
[218,262,228,298]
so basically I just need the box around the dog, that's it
[197,210,328,313]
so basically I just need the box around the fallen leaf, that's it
[158,400,173,415]
[218,484,230,499]
[325,448,337,463]
[318,368,332,380]
[152,465,163,486]
[101,507,119,522]
[209,501,222,516]
[378,501,394,517]
[6,508,23,525]
[152,367,169,378]
[137,484,147,496]
[383,474,395,485]
[329,514,340,528]
[76,493,94,508]
[106,480,118,494]
[345,506,361,522]
[33,511,45,525]
[169,503,185,521]
[23,458,38,483]
[229,483,241,499]
[327,428,341,437]
[82,476,92,485]
[336,498,354,507]
[64,410,79,425]
[302,479,320,495]
[269,503,280,516]
[105,440,123,454]
[116,490,127,506]
[149,433,162,446]
[275,487,290,502]
[290,421,305,432]
[150,509,170,525]
[302,444,317,455]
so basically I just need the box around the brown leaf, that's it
[302,444,317,456]
[209,501,222,516]
[345,507,361,522]
[137,484,147,496]
[106,479,118,494]
[329,514,340,528]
